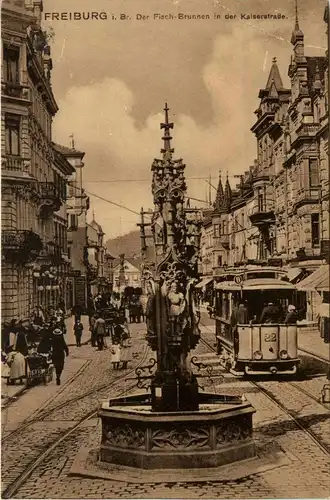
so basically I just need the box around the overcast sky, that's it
[43,0,327,239]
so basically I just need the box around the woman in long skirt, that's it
[120,326,132,370]
[6,349,26,385]
[111,342,121,370]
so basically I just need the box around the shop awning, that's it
[296,265,330,292]
[195,277,213,289]
[216,278,295,291]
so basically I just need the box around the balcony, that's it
[293,188,319,210]
[249,204,275,227]
[292,247,324,262]
[213,235,230,249]
[297,123,320,137]
[40,241,63,264]
[1,230,42,262]
[291,123,320,147]
[87,264,98,281]
[2,81,30,100]
[2,155,23,172]
[39,182,62,217]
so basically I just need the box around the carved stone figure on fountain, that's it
[183,278,201,350]
[151,209,167,256]
[164,281,186,343]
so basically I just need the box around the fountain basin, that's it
[98,392,256,470]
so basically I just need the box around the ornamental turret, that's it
[214,171,224,212]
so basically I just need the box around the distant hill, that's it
[106,230,141,258]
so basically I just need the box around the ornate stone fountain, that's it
[95,104,256,474]
[68,105,258,482]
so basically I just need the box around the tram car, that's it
[214,266,300,376]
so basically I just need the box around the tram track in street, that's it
[1,345,151,444]
[250,381,330,456]
[1,344,152,499]
[198,325,330,457]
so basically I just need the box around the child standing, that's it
[74,319,84,347]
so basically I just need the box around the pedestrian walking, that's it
[32,306,45,326]
[14,323,29,357]
[90,314,98,347]
[51,327,69,385]
[119,322,132,370]
[94,314,106,351]
[1,322,11,353]
[72,304,83,322]
[74,319,84,347]
[111,342,121,370]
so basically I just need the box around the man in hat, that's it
[51,326,69,385]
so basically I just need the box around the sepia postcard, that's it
[1,0,329,499]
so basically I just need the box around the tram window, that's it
[224,294,230,319]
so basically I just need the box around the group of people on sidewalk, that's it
[73,292,133,369]
[1,290,138,391]
[1,303,69,387]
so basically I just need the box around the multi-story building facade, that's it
[104,252,115,291]
[57,144,90,310]
[200,210,214,276]
[113,258,142,292]
[86,216,107,296]
[203,7,328,319]
[1,0,59,321]
[50,146,75,311]
[31,145,75,314]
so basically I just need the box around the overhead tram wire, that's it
[85,191,212,218]
[20,138,213,208]
[20,137,318,184]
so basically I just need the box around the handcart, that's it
[26,353,54,387]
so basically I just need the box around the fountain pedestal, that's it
[150,372,200,412]
[99,393,255,470]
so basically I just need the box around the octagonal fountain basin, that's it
[98,392,256,470]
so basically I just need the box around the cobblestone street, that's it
[2,314,329,499]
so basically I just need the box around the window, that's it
[309,159,319,187]
[311,213,320,247]
[258,193,264,212]
[3,46,19,83]
[217,256,222,267]
[5,115,20,155]
[69,214,78,229]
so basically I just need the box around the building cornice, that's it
[27,37,58,116]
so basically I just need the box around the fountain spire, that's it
[160,102,174,158]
